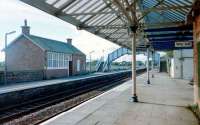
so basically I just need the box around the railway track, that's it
[0,69,145,124]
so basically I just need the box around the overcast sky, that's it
[0,0,147,62]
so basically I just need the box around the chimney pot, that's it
[24,19,27,26]
[67,38,72,45]
[21,19,30,35]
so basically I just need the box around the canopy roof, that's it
[20,0,194,50]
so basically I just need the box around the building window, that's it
[47,52,69,69]
[77,59,80,72]
[47,52,53,68]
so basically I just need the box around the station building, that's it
[5,20,86,81]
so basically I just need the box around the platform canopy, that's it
[20,0,194,50]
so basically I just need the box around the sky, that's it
[0,0,148,62]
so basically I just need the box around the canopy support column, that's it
[131,28,138,102]
[152,51,154,78]
[147,47,150,84]
[130,0,138,102]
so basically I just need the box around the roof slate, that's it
[25,35,85,55]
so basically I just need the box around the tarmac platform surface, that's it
[0,71,128,94]
[40,72,198,125]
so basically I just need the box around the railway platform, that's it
[41,72,198,125]
[0,71,125,94]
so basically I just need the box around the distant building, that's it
[6,20,86,80]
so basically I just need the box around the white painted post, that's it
[132,32,138,102]
[151,51,154,78]
[4,34,7,85]
[131,0,138,102]
[147,48,150,84]
[4,31,16,85]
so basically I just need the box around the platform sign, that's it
[175,41,192,48]
[152,41,193,50]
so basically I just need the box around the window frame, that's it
[47,51,70,69]
[77,59,81,72]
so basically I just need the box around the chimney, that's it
[67,38,72,45]
[21,19,30,35]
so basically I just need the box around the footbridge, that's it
[96,47,131,72]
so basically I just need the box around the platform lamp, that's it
[4,31,16,85]
[89,50,95,73]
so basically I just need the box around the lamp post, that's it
[147,47,150,84]
[151,51,154,78]
[89,50,95,73]
[102,49,105,61]
[4,31,16,85]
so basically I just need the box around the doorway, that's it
[69,61,73,76]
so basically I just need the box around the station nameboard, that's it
[152,41,193,50]
[175,41,192,48]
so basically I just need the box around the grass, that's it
[187,104,200,123]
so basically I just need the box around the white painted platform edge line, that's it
[40,82,130,124]
[40,84,127,124]
[40,74,144,125]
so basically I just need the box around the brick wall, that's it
[0,70,44,84]
[193,4,200,105]
[6,36,45,71]
[72,54,86,75]
[45,69,68,79]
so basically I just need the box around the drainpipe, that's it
[180,49,183,79]
[44,51,47,80]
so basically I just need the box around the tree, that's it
[166,51,173,58]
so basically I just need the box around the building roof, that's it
[5,33,85,55]
[25,35,85,55]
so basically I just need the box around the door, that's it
[183,58,193,80]
[69,61,73,76]
[160,61,167,72]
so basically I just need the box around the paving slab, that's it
[41,72,198,125]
